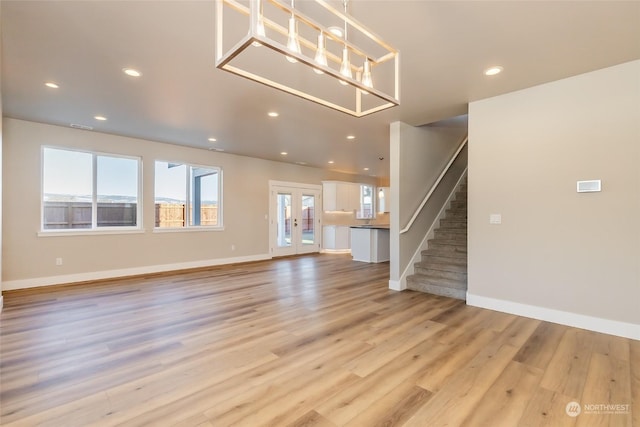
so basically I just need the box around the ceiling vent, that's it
[70,123,93,131]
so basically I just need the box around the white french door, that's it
[270,181,321,257]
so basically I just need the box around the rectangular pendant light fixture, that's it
[215,0,400,117]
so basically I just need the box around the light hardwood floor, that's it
[0,254,637,426]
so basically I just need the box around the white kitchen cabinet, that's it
[350,226,390,262]
[322,181,360,212]
[378,187,390,213]
[323,225,351,251]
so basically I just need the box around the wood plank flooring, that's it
[0,254,637,426]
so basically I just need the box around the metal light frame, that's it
[215,0,400,117]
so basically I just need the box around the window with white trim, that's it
[154,161,222,228]
[356,184,375,219]
[42,147,141,231]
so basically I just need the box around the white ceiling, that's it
[2,1,639,178]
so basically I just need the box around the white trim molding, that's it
[388,279,403,291]
[467,293,640,340]
[3,253,271,291]
[0,295,3,311]
[320,249,351,254]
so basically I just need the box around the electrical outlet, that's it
[231,244,236,251]
[56,257,63,266]
[489,214,502,225]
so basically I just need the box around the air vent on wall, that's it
[70,123,93,131]
[577,180,601,193]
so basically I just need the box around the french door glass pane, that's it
[301,194,315,245]
[276,193,292,247]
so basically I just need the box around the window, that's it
[356,184,375,219]
[154,161,222,229]
[42,147,141,230]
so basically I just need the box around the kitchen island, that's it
[350,225,390,263]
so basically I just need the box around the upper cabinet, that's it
[378,187,390,213]
[322,181,360,212]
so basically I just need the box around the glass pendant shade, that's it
[339,46,352,84]
[285,15,301,63]
[313,33,328,74]
[361,58,373,88]
[287,15,301,54]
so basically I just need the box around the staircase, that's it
[407,177,467,300]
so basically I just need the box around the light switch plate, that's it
[489,214,502,224]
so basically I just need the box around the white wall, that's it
[2,118,377,289]
[389,121,467,289]
[468,60,640,339]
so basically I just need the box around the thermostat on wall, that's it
[577,180,601,193]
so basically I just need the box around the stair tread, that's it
[409,272,467,287]
[415,261,467,272]
[427,245,467,255]
[432,236,467,243]
[421,249,468,260]
[414,267,467,281]
[429,239,467,246]
[435,228,467,239]
[407,279,467,300]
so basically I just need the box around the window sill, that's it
[153,226,225,233]
[38,228,146,237]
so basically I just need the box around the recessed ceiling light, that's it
[268,111,279,117]
[45,82,59,89]
[328,26,344,38]
[208,137,217,142]
[328,160,334,164]
[484,66,503,76]
[123,68,142,77]
[347,135,356,140]
[363,167,369,171]
[280,152,288,156]
[94,115,107,121]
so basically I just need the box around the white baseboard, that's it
[388,279,404,291]
[2,254,272,291]
[467,293,640,340]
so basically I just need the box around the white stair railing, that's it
[399,135,468,234]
